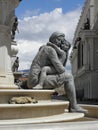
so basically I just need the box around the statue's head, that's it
[49,32,71,50]
[49,32,65,47]
[15,17,18,22]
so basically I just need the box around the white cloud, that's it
[23,9,40,17]
[17,40,43,70]
[16,8,81,70]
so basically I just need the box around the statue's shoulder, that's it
[41,44,54,51]
[46,45,56,54]
[39,44,55,55]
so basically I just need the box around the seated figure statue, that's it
[27,32,87,114]
[34,39,71,89]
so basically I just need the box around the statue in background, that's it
[83,18,90,30]
[27,32,87,114]
[11,16,19,40]
[12,56,19,72]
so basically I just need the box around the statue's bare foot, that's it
[69,105,88,114]
[33,84,43,90]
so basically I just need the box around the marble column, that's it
[90,0,95,29]
[0,0,21,89]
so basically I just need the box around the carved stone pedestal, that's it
[0,25,18,89]
[0,0,21,89]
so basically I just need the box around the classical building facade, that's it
[70,0,98,99]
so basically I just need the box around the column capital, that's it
[0,0,21,26]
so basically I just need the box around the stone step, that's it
[0,89,55,103]
[0,112,84,125]
[80,104,98,118]
[0,100,69,120]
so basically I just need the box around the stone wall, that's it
[71,0,98,99]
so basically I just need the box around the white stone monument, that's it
[0,0,21,89]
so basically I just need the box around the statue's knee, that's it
[65,73,73,80]
[41,67,46,73]
[69,74,73,80]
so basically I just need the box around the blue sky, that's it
[16,0,85,18]
[15,0,85,70]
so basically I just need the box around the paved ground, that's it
[0,121,98,130]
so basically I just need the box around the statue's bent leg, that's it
[34,66,54,89]
[43,75,59,89]
[64,73,88,114]
[64,73,77,107]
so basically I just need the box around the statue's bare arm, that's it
[47,47,65,74]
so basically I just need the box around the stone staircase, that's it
[0,90,84,124]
